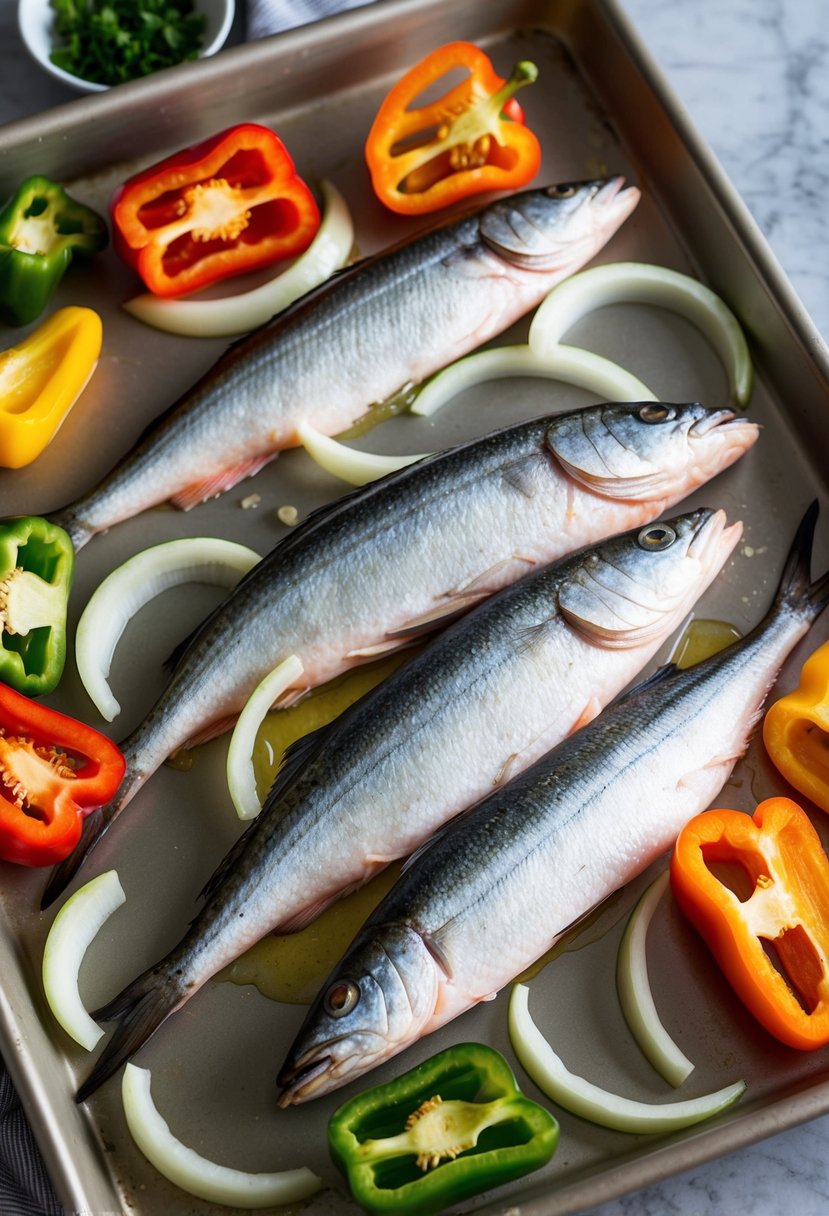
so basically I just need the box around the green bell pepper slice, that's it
[0,176,108,326]
[0,515,74,696]
[327,1042,559,1215]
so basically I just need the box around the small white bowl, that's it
[18,0,236,94]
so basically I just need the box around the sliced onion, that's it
[122,181,354,338]
[616,872,695,1087]
[42,870,125,1051]
[76,538,261,722]
[297,420,429,486]
[226,654,305,820]
[299,346,654,487]
[508,983,745,1134]
[528,262,753,406]
[121,1064,321,1207]
[411,344,656,419]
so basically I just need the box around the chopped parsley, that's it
[49,0,207,87]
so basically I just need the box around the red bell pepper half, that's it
[110,123,321,298]
[0,683,125,867]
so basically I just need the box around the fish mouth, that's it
[277,1052,335,1108]
[592,175,641,220]
[689,407,738,436]
[686,506,742,567]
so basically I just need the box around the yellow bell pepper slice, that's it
[763,639,829,814]
[0,306,102,468]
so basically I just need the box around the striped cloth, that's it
[1,9,380,1216]
[0,1068,62,1216]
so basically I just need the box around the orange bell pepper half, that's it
[110,123,320,298]
[763,639,829,815]
[671,797,829,1050]
[365,42,541,216]
[0,682,125,867]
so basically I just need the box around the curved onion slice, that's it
[76,538,261,722]
[411,344,656,419]
[299,345,655,487]
[297,420,429,486]
[227,654,305,820]
[42,870,125,1051]
[122,181,354,338]
[508,983,745,1134]
[616,872,695,1087]
[528,262,753,406]
[122,1064,321,1207]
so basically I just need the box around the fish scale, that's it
[50,178,641,549]
[73,503,740,1101]
[42,401,757,908]
[273,503,829,1104]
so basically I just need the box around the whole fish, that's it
[275,503,829,1104]
[43,401,757,906]
[76,505,739,1101]
[50,178,639,550]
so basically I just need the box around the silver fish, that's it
[43,401,757,906]
[275,503,829,1104]
[50,179,639,549]
[75,505,738,1101]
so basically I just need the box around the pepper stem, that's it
[0,568,65,635]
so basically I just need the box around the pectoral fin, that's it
[169,453,277,510]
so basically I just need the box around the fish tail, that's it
[774,500,829,621]
[45,505,94,552]
[40,765,144,910]
[76,963,185,1103]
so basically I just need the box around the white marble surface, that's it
[0,0,827,1214]
[577,2,829,1214]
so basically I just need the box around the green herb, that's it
[49,0,207,87]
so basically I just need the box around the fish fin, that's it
[276,871,384,934]
[615,662,679,703]
[41,772,138,909]
[773,500,829,619]
[451,555,535,596]
[197,819,260,906]
[386,591,490,639]
[422,930,455,982]
[272,684,309,710]
[197,720,338,905]
[168,453,278,511]
[500,453,542,499]
[570,696,602,734]
[346,640,408,659]
[77,964,186,1103]
[493,752,520,788]
[176,715,239,750]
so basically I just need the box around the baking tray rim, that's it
[0,1,827,1212]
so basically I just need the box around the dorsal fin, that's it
[197,717,339,905]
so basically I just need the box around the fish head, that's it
[277,924,439,1106]
[557,507,742,648]
[545,400,759,502]
[478,177,640,274]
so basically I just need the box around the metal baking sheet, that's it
[1,1,828,1213]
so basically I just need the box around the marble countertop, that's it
[0,1,827,1214]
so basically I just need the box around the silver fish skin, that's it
[43,401,757,907]
[49,178,639,550]
[275,503,829,1105]
[74,505,738,1102]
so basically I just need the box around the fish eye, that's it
[638,404,677,424]
[637,524,677,551]
[324,980,360,1018]
[547,183,577,198]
